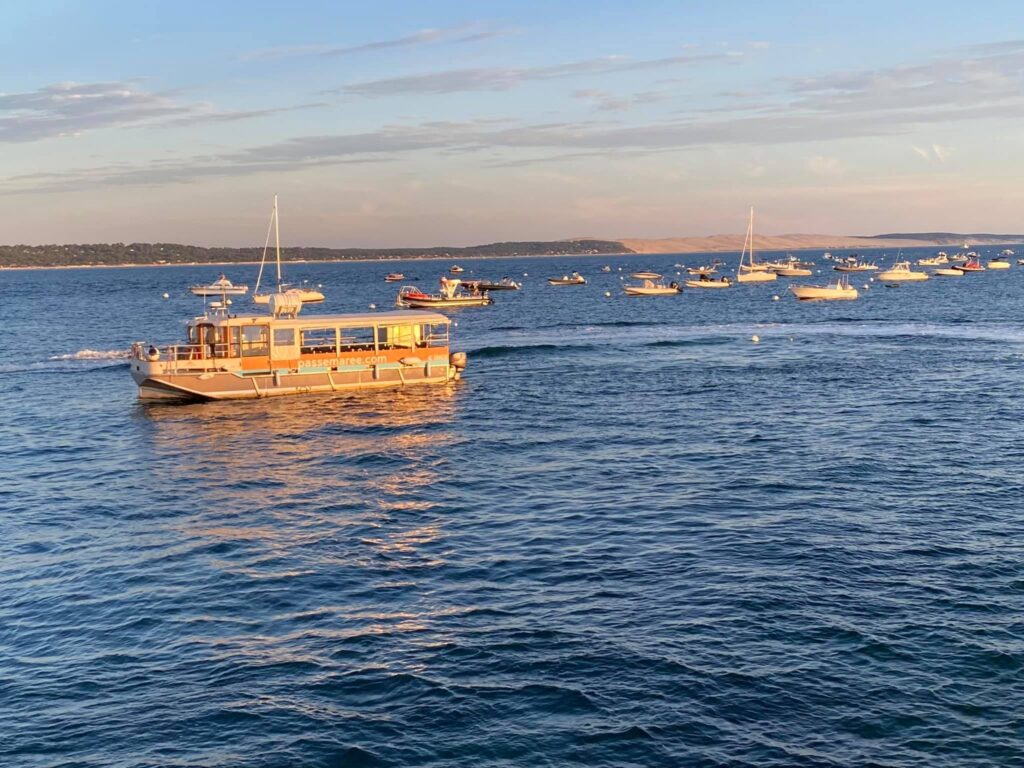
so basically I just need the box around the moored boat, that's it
[955,257,985,272]
[396,277,493,308]
[190,274,249,296]
[630,271,663,280]
[834,261,878,272]
[687,263,719,276]
[460,277,521,291]
[623,278,680,296]
[772,265,813,276]
[252,196,325,304]
[789,276,859,301]
[384,272,406,282]
[987,257,1011,269]
[449,265,465,274]
[685,276,732,289]
[547,272,587,285]
[735,207,777,283]
[934,268,965,277]
[129,294,464,401]
[878,261,929,281]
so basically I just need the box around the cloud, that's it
[911,144,953,163]
[161,102,329,127]
[573,89,667,112]
[334,52,736,96]
[806,155,845,176]
[241,23,509,61]
[782,41,1024,119]
[0,81,198,142]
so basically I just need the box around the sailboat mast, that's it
[273,194,282,288]
[749,206,754,266]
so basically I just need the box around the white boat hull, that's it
[878,270,928,281]
[987,261,1011,269]
[190,287,249,296]
[790,285,859,301]
[623,286,680,296]
[772,267,813,277]
[254,289,325,304]
[685,280,732,289]
[736,271,777,283]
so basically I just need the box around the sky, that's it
[3,0,1024,246]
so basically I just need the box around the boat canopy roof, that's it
[199,309,450,328]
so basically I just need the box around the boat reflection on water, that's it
[137,385,461,566]
[129,387,469,676]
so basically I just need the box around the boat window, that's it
[340,326,376,352]
[273,328,295,347]
[423,323,449,347]
[379,324,415,349]
[241,325,269,357]
[186,325,196,344]
[300,328,337,355]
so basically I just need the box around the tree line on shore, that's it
[0,239,633,268]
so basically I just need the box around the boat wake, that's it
[0,348,132,375]
[468,320,1024,361]
[49,348,131,362]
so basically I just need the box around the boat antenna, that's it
[254,198,276,299]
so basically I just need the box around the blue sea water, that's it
[2,248,1023,767]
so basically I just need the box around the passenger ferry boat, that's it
[130,292,465,401]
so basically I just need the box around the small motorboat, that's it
[685,276,732,289]
[789,276,859,301]
[1001,249,1015,256]
[601,265,612,272]
[987,257,1011,270]
[624,278,680,296]
[834,261,878,272]
[917,254,948,266]
[687,264,718,276]
[955,258,985,272]
[449,265,465,274]
[630,271,663,280]
[934,268,965,277]
[772,265,813,277]
[1017,258,1024,266]
[384,272,406,282]
[878,261,929,281]
[547,272,586,285]
[396,278,492,308]
[461,277,521,291]
[190,274,249,296]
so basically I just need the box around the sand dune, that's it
[617,233,1015,254]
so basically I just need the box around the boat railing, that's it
[133,342,232,370]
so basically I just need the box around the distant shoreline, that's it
[1,238,1020,271]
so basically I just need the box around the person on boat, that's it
[700,273,710,281]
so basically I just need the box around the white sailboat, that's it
[736,207,777,283]
[253,195,325,305]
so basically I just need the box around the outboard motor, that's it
[449,351,467,372]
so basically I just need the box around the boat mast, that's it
[254,197,276,298]
[738,206,753,275]
[273,194,282,290]
[749,206,755,266]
